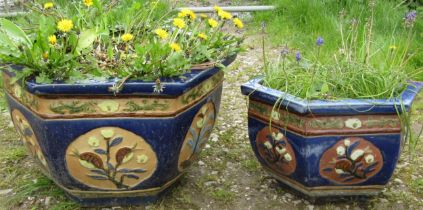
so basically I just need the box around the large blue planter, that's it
[241,79,422,197]
[2,57,234,207]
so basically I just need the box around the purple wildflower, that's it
[295,51,301,62]
[404,10,417,27]
[316,37,324,46]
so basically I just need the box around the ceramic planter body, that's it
[241,79,422,197]
[2,58,233,206]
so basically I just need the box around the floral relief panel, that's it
[65,127,157,190]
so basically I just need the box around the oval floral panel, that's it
[66,127,157,190]
[256,127,296,176]
[319,137,383,185]
[178,102,215,171]
[11,109,49,172]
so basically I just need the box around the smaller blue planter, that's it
[2,57,235,207]
[241,79,422,197]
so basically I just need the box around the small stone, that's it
[307,205,315,210]
[198,160,205,166]
[211,171,218,175]
[380,198,389,203]
[44,196,52,206]
[394,178,403,184]
[0,189,13,196]
[285,193,293,199]
[205,144,211,149]
[8,121,14,128]
[293,200,301,206]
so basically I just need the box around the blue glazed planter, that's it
[241,78,422,197]
[2,57,234,207]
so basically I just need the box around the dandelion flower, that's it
[48,35,57,45]
[173,18,186,29]
[208,18,218,28]
[83,0,93,7]
[44,2,54,9]
[198,33,208,40]
[200,14,208,19]
[178,9,196,20]
[42,52,49,60]
[57,19,73,32]
[121,33,134,42]
[218,10,232,20]
[170,43,182,52]
[233,18,244,29]
[389,45,397,50]
[213,5,223,13]
[155,29,169,39]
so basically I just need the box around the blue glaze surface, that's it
[3,56,235,96]
[247,117,401,187]
[241,78,423,115]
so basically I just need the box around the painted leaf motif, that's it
[116,147,132,164]
[94,149,107,155]
[88,175,108,180]
[79,152,103,169]
[109,137,123,147]
[346,141,359,156]
[79,159,96,169]
[107,163,114,171]
[335,159,352,171]
[118,168,130,173]
[323,168,333,172]
[130,168,147,173]
[125,174,140,180]
[90,169,107,176]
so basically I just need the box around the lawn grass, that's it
[251,0,423,81]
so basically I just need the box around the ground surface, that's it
[1,1,423,209]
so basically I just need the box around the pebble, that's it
[0,189,13,196]
[44,196,52,206]
[293,200,302,206]
[198,160,205,166]
[380,198,389,203]
[205,144,211,149]
[307,205,315,210]
[8,121,14,128]
[394,178,403,184]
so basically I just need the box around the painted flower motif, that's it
[233,18,244,29]
[263,141,273,149]
[83,0,93,7]
[344,139,351,146]
[208,18,219,28]
[272,132,284,141]
[350,149,364,161]
[275,146,286,155]
[121,33,134,42]
[336,146,346,156]
[284,153,292,161]
[44,2,54,9]
[345,118,362,129]
[198,33,208,40]
[98,100,120,112]
[154,28,169,39]
[365,154,375,164]
[136,154,149,164]
[335,168,345,174]
[153,78,165,93]
[88,137,100,147]
[101,129,115,139]
[271,110,280,121]
[57,19,73,32]
[173,18,186,29]
[48,35,57,45]
[170,43,182,52]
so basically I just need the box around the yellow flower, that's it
[198,33,208,40]
[208,18,218,28]
[214,5,223,13]
[57,19,73,32]
[173,18,186,29]
[233,18,244,29]
[44,2,54,9]
[218,10,232,20]
[155,29,169,39]
[48,35,57,45]
[121,33,134,42]
[389,45,397,50]
[83,0,93,7]
[178,9,196,21]
[170,43,181,52]
[42,52,49,59]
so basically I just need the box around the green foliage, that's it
[0,0,242,86]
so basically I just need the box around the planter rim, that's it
[3,56,236,97]
[241,78,423,115]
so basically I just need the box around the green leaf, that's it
[76,29,97,52]
[0,18,31,47]
[321,82,329,94]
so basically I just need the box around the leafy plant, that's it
[0,1,243,92]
